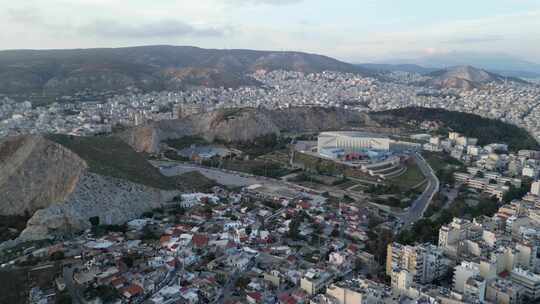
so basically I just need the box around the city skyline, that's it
[1,0,540,63]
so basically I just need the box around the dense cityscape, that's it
[1,70,539,142]
[2,1,540,303]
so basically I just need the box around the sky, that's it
[1,0,540,63]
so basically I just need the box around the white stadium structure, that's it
[317,131,420,158]
[318,131,391,152]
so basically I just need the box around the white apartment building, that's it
[464,275,486,303]
[531,181,540,196]
[510,267,540,301]
[386,242,449,284]
[454,261,481,293]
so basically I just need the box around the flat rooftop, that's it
[319,131,389,138]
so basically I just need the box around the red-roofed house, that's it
[246,292,263,304]
[122,284,144,299]
[111,277,126,289]
[278,293,297,304]
[192,234,209,249]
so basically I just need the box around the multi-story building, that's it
[386,242,449,284]
[515,242,539,271]
[453,261,481,293]
[453,172,514,201]
[486,278,523,304]
[510,267,540,301]
[438,218,478,258]
[463,275,486,303]
[326,279,386,304]
[531,181,540,196]
[300,269,334,295]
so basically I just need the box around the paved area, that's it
[399,152,440,229]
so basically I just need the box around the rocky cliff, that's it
[19,172,178,241]
[119,107,378,153]
[0,135,180,245]
[0,136,87,216]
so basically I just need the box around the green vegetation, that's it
[84,285,119,303]
[423,152,465,185]
[163,150,191,161]
[294,152,345,175]
[375,107,540,151]
[423,193,447,217]
[398,193,500,245]
[365,184,400,195]
[203,158,291,178]
[47,134,176,189]
[387,161,425,190]
[56,290,73,304]
[165,136,209,150]
[292,173,348,186]
[230,134,289,157]
[0,214,30,242]
[173,171,218,193]
[0,269,27,304]
[503,178,533,203]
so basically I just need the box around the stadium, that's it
[317,131,420,159]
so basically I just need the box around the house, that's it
[122,284,144,299]
[247,291,263,304]
[192,234,209,249]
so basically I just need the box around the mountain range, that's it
[0,45,536,99]
[367,52,540,79]
[0,45,368,96]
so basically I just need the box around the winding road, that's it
[399,152,440,229]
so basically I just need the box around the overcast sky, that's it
[2,0,540,63]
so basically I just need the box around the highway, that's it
[399,152,440,229]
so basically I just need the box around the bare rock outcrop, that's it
[120,107,379,153]
[0,135,87,216]
[18,172,179,241]
[0,135,181,246]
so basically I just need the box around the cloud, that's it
[80,20,228,38]
[443,35,505,44]
[6,8,43,25]
[224,0,303,6]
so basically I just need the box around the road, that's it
[63,264,84,304]
[399,152,440,229]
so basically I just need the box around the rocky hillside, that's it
[0,45,369,96]
[0,136,87,216]
[428,65,506,89]
[0,134,184,244]
[119,107,379,153]
[19,172,177,242]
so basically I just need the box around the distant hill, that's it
[0,45,369,96]
[426,65,517,89]
[382,52,540,79]
[357,63,437,75]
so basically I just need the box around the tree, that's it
[288,218,301,240]
[141,225,159,241]
[55,291,72,304]
[89,216,100,227]
[50,251,65,261]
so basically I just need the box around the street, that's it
[399,152,440,229]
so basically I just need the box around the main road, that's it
[399,152,440,229]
